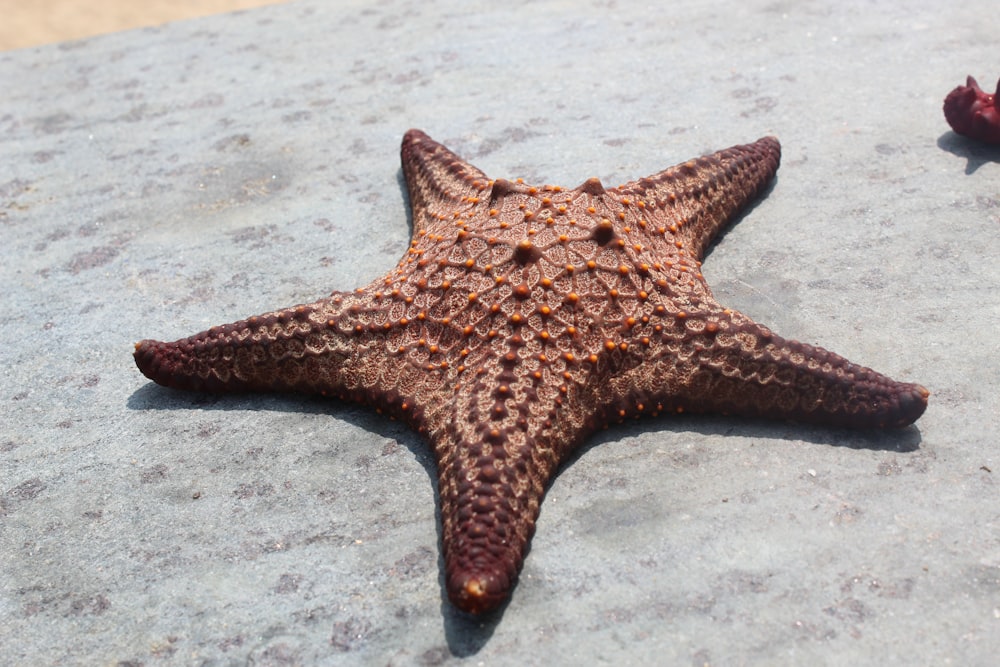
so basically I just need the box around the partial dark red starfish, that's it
[943,75,1000,144]
[134,129,928,614]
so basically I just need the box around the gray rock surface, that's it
[2,0,998,664]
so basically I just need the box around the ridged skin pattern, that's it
[135,130,928,614]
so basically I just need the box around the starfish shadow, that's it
[589,413,922,454]
[130,383,506,646]
[702,171,778,260]
[397,168,413,230]
[937,131,1000,174]
[129,383,505,652]
[436,413,922,656]
[127,383,438,471]
[438,593,504,656]
[128,383,921,656]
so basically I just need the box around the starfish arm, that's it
[422,345,582,615]
[401,129,491,236]
[617,306,928,429]
[617,137,781,261]
[431,415,553,615]
[134,293,388,402]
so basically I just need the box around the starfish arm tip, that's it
[886,382,929,428]
[133,337,227,392]
[837,376,928,429]
[133,338,168,382]
[447,568,512,615]
[808,376,929,430]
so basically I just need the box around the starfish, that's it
[943,75,1000,144]
[134,129,928,614]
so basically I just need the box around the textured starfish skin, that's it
[135,130,928,614]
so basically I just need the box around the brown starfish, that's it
[134,129,928,614]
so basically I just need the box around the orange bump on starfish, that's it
[135,129,928,614]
